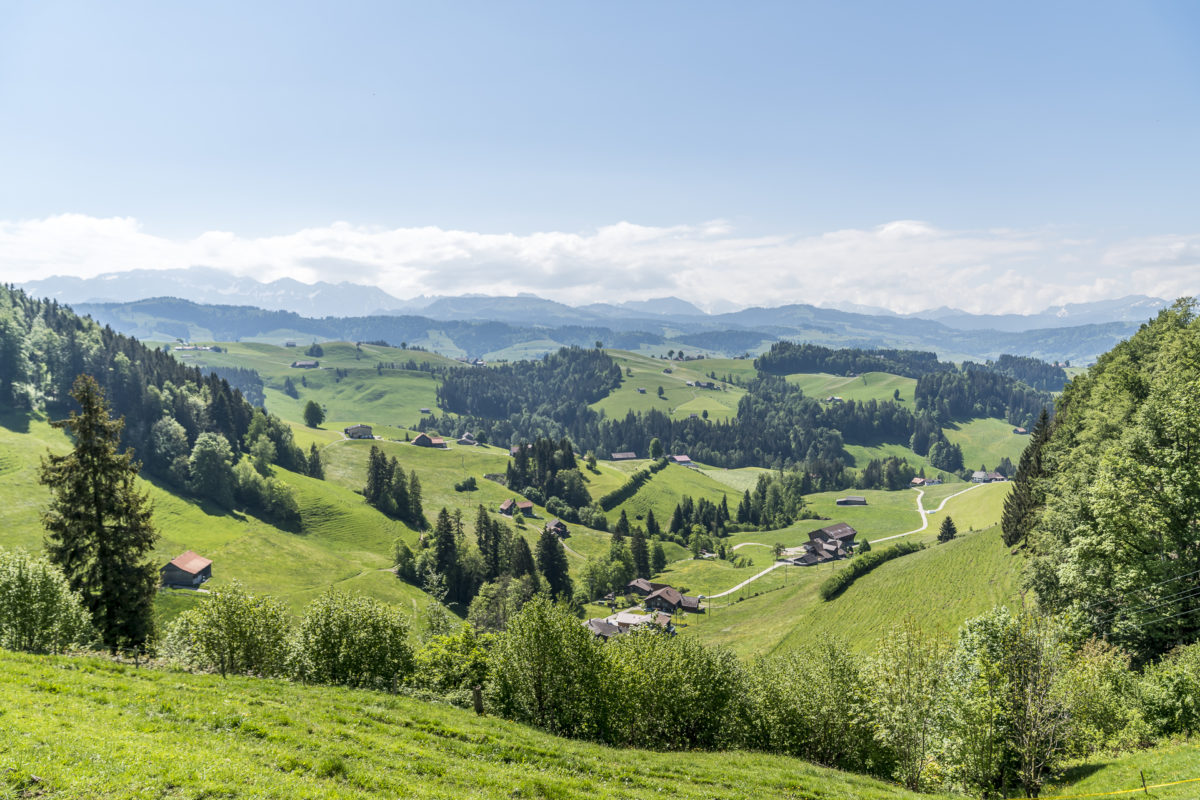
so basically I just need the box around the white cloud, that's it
[1,214,1196,314]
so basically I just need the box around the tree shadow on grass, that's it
[0,409,33,434]
[1052,761,1109,787]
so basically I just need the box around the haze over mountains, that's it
[20,266,1169,333]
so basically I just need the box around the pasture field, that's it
[1044,740,1200,800]
[0,413,436,620]
[944,416,1031,472]
[0,650,942,800]
[590,350,746,422]
[605,462,740,527]
[786,371,918,404]
[688,525,1021,656]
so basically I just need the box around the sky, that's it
[2,1,1199,313]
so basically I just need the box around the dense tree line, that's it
[0,286,321,523]
[990,353,1069,392]
[363,445,427,528]
[505,438,591,511]
[202,365,265,407]
[916,367,1052,427]
[754,342,951,379]
[437,346,621,419]
[1016,299,1200,661]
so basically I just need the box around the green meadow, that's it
[590,351,746,423]
[944,416,1031,472]
[0,649,943,800]
[786,371,918,404]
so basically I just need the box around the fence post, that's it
[472,685,484,716]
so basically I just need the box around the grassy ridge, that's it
[943,417,1030,471]
[0,650,939,800]
[786,371,918,404]
[590,351,746,422]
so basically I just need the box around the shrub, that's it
[0,548,92,654]
[163,581,290,677]
[290,590,414,690]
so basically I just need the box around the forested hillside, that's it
[1006,299,1200,660]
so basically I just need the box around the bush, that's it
[0,548,92,654]
[454,476,478,492]
[290,590,414,690]
[818,541,923,601]
[162,581,290,677]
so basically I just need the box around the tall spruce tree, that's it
[307,443,324,479]
[630,528,650,579]
[431,508,461,602]
[409,472,426,528]
[39,375,159,653]
[535,526,572,600]
[510,535,537,581]
[644,508,660,537]
[1001,408,1051,547]
[938,515,958,543]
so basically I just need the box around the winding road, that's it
[703,483,988,601]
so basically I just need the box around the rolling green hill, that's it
[786,371,918,404]
[589,351,746,422]
[0,649,943,800]
[943,416,1031,471]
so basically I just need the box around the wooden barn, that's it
[160,551,212,588]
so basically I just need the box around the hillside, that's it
[0,650,939,800]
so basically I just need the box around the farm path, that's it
[701,483,986,603]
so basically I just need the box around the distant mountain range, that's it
[19,266,1173,363]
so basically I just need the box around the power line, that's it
[1091,584,1200,625]
[1076,566,1200,613]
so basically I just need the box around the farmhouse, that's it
[971,470,989,483]
[545,519,569,538]
[671,454,693,466]
[290,360,319,369]
[605,610,673,633]
[284,341,297,347]
[344,424,373,439]
[419,407,432,414]
[645,586,704,614]
[636,387,646,394]
[457,432,477,446]
[585,618,622,639]
[986,471,1007,482]
[610,451,637,461]
[516,500,534,516]
[411,433,446,448]
[836,495,867,505]
[623,578,669,597]
[790,523,858,566]
[160,551,212,588]
[910,477,926,487]
[1013,427,1029,435]
[499,498,515,516]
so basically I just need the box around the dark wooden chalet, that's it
[412,433,446,448]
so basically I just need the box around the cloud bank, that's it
[2,214,1197,314]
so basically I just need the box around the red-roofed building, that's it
[160,551,212,588]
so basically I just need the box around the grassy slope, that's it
[606,463,740,527]
[0,413,435,622]
[689,525,1021,656]
[944,417,1031,472]
[1046,741,1200,800]
[0,650,939,800]
[786,371,918,404]
[590,351,746,423]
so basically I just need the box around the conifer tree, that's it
[938,515,958,543]
[630,528,650,578]
[1002,407,1051,547]
[364,446,387,505]
[614,509,630,540]
[535,526,573,600]
[510,535,537,580]
[39,375,159,653]
[307,443,324,479]
[389,461,410,521]
[644,508,660,537]
[409,472,426,528]
[651,541,667,573]
[431,508,460,602]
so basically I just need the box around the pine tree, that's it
[644,508,660,537]
[670,503,686,533]
[535,526,573,600]
[510,535,537,580]
[389,462,410,522]
[938,515,958,543]
[1002,407,1051,547]
[39,375,159,653]
[476,505,503,581]
[614,509,630,539]
[651,541,667,572]
[307,443,324,479]
[408,472,426,528]
[431,508,461,602]
[364,446,387,505]
[630,528,650,578]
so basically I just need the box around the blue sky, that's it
[2,1,1199,312]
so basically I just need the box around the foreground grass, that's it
[0,650,938,800]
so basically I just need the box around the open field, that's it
[944,416,1031,472]
[786,371,918,404]
[688,525,1021,656]
[0,413,437,621]
[590,351,746,422]
[1044,740,1200,800]
[605,462,740,527]
[0,649,943,800]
